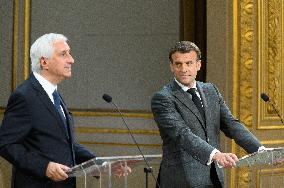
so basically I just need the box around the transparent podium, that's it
[236,147,284,167]
[67,154,162,188]
[235,147,284,188]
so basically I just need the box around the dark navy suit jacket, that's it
[0,74,95,188]
[151,80,262,188]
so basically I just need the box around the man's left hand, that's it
[112,164,132,177]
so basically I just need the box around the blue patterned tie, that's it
[52,90,69,137]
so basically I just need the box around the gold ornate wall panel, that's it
[233,0,256,187]
[258,0,284,129]
[12,0,30,91]
[238,0,254,129]
[255,141,284,188]
[23,0,30,80]
[257,168,284,188]
[233,0,284,187]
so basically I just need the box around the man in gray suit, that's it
[151,41,263,188]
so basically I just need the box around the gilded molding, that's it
[261,139,284,145]
[76,127,159,135]
[0,107,154,119]
[1,106,154,119]
[258,0,284,129]
[237,0,256,187]
[239,0,254,128]
[256,168,284,188]
[12,0,30,89]
[71,109,153,119]
[232,0,239,187]
[267,0,281,115]
[234,0,256,187]
[0,107,5,115]
[80,141,161,148]
[257,124,284,129]
[24,0,30,79]
[12,0,19,91]
[233,1,284,187]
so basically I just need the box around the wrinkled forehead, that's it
[171,51,199,61]
[52,40,70,52]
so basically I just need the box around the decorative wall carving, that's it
[257,0,284,129]
[233,0,284,187]
[236,0,255,186]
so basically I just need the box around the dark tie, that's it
[52,90,69,137]
[187,88,205,121]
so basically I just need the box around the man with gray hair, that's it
[151,41,263,187]
[0,33,129,188]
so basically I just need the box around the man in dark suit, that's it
[0,33,128,188]
[151,41,263,188]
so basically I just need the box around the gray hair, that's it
[168,41,201,63]
[30,33,68,73]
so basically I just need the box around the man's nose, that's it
[180,64,187,72]
[68,54,75,64]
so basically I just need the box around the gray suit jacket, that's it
[151,80,261,188]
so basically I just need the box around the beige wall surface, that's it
[0,0,180,187]
[30,0,178,110]
[207,1,233,104]
[0,1,13,106]
[207,2,232,187]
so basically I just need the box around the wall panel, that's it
[0,0,180,187]
[0,1,13,106]
[208,0,284,187]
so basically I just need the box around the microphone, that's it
[260,93,284,123]
[102,94,160,188]
[102,94,112,103]
[260,93,269,102]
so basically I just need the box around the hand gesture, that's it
[213,152,239,168]
[113,165,132,177]
[101,161,132,177]
[46,161,70,181]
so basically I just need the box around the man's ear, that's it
[170,62,174,73]
[40,57,48,70]
[197,60,201,71]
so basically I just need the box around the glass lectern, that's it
[67,154,162,188]
[236,147,284,167]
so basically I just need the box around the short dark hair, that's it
[169,41,201,63]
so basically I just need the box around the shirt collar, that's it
[33,72,57,102]
[174,78,197,92]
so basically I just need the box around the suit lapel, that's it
[59,94,74,141]
[170,81,206,130]
[29,74,69,137]
[59,95,76,164]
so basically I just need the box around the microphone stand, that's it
[112,102,159,188]
[103,94,160,188]
[144,167,153,188]
[269,102,284,123]
[261,93,284,123]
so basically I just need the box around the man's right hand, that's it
[212,152,239,168]
[46,162,70,182]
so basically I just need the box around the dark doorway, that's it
[180,0,207,82]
